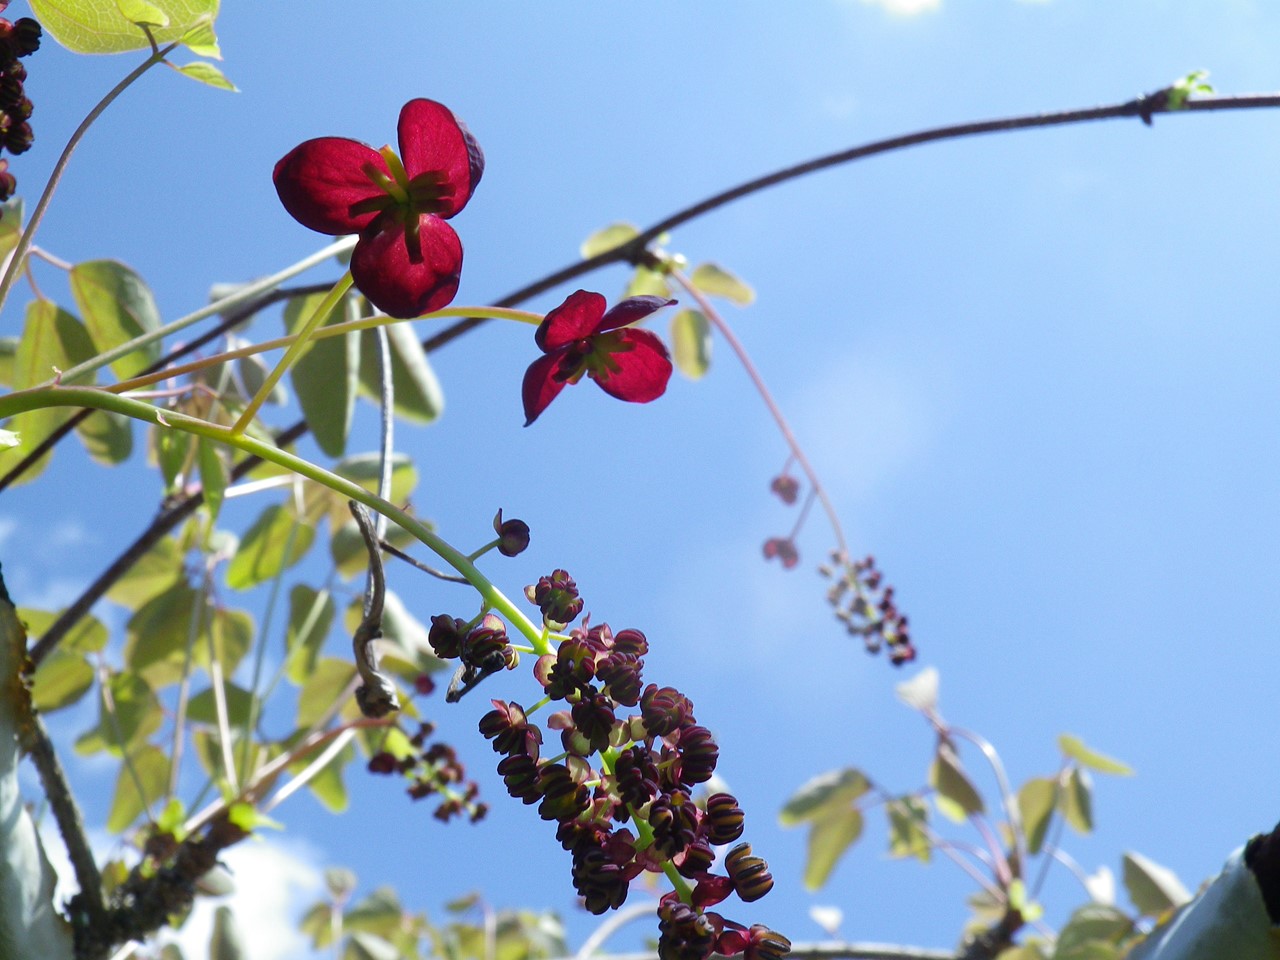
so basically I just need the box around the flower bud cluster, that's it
[0,5,39,203]
[475,570,789,960]
[429,612,519,702]
[761,537,799,570]
[367,720,489,824]
[821,552,915,664]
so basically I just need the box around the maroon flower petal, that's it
[536,290,607,351]
[397,99,483,218]
[596,296,676,333]
[590,329,673,404]
[273,137,389,234]
[521,350,572,426]
[350,216,462,319]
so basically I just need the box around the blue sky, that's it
[5,1,1280,957]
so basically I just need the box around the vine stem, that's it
[0,42,181,316]
[670,269,849,558]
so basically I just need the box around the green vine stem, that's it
[0,384,549,655]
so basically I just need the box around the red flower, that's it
[273,98,483,319]
[522,290,675,426]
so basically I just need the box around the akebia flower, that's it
[273,98,483,318]
[522,290,675,425]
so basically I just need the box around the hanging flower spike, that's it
[273,98,484,318]
[522,290,675,426]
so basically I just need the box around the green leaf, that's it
[624,264,671,300]
[803,806,863,890]
[17,608,107,654]
[670,309,712,380]
[0,336,17,387]
[154,420,193,492]
[1167,70,1213,111]
[29,649,94,712]
[298,738,353,813]
[0,586,76,959]
[285,585,334,685]
[75,406,133,465]
[357,324,444,424]
[5,301,99,484]
[343,589,431,663]
[106,743,168,832]
[299,903,336,949]
[1123,851,1191,917]
[79,670,162,756]
[895,666,939,713]
[186,683,254,727]
[205,606,252,674]
[1053,904,1133,960]
[1060,766,1094,834]
[887,796,930,861]
[174,60,237,91]
[210,905,246,960]
[297,658,357,728]
[346,931,399,960]
[178,15,220,57]
[124,579,197,687]
[285,292,358,457]
[226,800,281,833]
[690,262,755,305]
[330,518,416,579]
[234,346,287,408]
[779,768,870,826]
[225,503,316,590]
[345,887,403,937]
[115,0,168,26]
[105,535,183,609]
[307,452,418,529]
[1058,734,1133,776]
[580,222,639,259]
[28,0,219,55]
[198,438,227,521]
[1018,776,1057,855]
[930,741,985,822]
[155,796,186,835]
[69,260,161,380]
[0,197,24,263]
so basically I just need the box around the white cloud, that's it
[857,0,942,15]
[0,514,16,550]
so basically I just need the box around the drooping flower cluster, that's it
[367,718,489,823]
[273,98,483,318]
[460,573,789,960]
[0,5,40,204]
[522,290,675,425]
[821,552,915,664]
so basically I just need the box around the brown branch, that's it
[25,89,1280,667]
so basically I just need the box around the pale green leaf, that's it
[29,0,219,55]
[779,768,870,826]
[154,423,193,492]
[299,903,336,949]
[0,336,16,387]
[0,585,75,959]
[296,658,357,728]
[670,309,711,380]
[1123,851,1191,917]
[124,579,197,688]
[803,806,863,890]
[690,262,755,305]
[0,198,24,262]
[115,0,169,27]
[225,503,316,590]
[895,666,939,713]
[107,743,168,832]
[29,649,94,711]
[357,324,443,424]
[198,437,227,520]
[285,585,334,684]
[69,259,161,379]
[299,739,353,813]
[580,222,639,259]
[285,292,358,457]
[930,741,985,823]
[17,608,107,654]
[174,60,236,91]
[186,683,253,727]
[346,931,399,960]
[105,535,183,608]
[74,406,133,465]
[234,347,287,408]
[1061,767,1094,834]
[343,589,431,663]
[1018,776,1057,855]
[1059,734,1133,776]
[79,670,162,756]
[205,606,252,674]
[179,15,220,57]
[1054,903,1133,959]
[210,905,246,960]
[345,887,403,936]
[330,517,415,579]
[624,264,671,300]
[887,796,930,861]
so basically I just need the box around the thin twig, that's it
[379,539,469,583]
[349,501,399,718]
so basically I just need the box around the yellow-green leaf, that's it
[296,657,357,728]
[930,741,985,823]
[580,222,639,259]
[670,309,711,380]
[75,407,133,465]
[186,683,254,727]
[69,260,161,379]
[179,15,220,57]
[286,292,358,457]
[1018,776,1057,855]
[1059,734,1133,776]
[197,437,227,521]
[124,580,197,688]
[115,0,168,27]
[887,796,930,861]
[779,768,870,826]
[0,335,17,387]
[225,503,316,590]
[624,264,671,300]
[210,905,247,960]
[285,585,334,684]
[803,806,863,890]
[29,649,94,711]
[17,608,107,654]
[1122,851,1191,917]
[690,262,755,305]
[106,744,168,832]
[174,60,236,92]
[105,535,183,609]
[0,198,24,262]
[29,0,219,55]
[895,666,939,712]
[1060,766,1094,834]
[357,324,443,424]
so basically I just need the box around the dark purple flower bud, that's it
[463,613,514,672]
[613,744,660,809]
[704,793,745,845]
[413,673,436,696]
[367,751,397,774]
[675,838,715,879]
[5,118,31,153]
[770,474,800,505]
[428,614,468,659]
[493,508,531,557]
[478,700,543,758]
[657,901,720,960]
[536,762,591,822]
[571,691,617,754]
[497,754,540,804]
[762,537,799,570]
[641,684,695,738]
[597,651,643,707]
[743,925,791,960]
[675,725,719,786]
[526,569,584,626]
[724,842,774,903]
[611,627,649,657]
[650,788,699,858]
[13,18,39,56]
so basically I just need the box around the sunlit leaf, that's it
[115,0,168,26]
[345,886,403,937]
[78,670,162,757]
[299,902,336,949]
[306,452,417,529]
[357,324,444,424]
[106,743,168,832]
[197,438,227,521]
[234,348,287,408]
[17,608,107,654]
[1061,766,1094,834]
[186,683,254,727]
[779,768,870,826]
[209,905,247,960]
[1054,903,1133,959]
[930,740,985,823]
[0,587,75,958]
[1058,734,1133,776]
[1123,851,1191,917]
[894,666,939,713]
[887,796,930,861]
[296,657,357,728]
[690,262,755,305]
[580,222,639,259]
[624,264,671,300]
[29,649,94,711]
[343,589,431,663]
[175,61,237,91]
[0,197,24,262]
[295,738,353,813]
[75,406,133,465]
[330,517,416,579]
[179,15,220,57]
[346,931,399,960]
[803,806,863,890]
[285,291,358,457]
[29,0,219,55]
[225,503,316,590]
[1018,776,1057,855]
[154,423,193,492]
[670,309,712,380]
[124,580,197,687]
[105,535,183,609]
[0,336,17,388]
[69,259,161,380]
[286,585,335,685]
[205,606,252,675]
